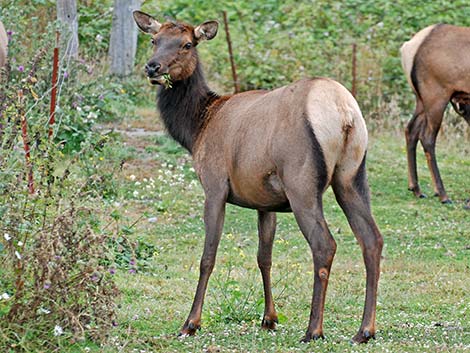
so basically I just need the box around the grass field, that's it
[65,112,470,353]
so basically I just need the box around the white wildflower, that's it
[15,251,21,260]
[18,241,23,246]
[129,174,136,181]
[39,307,51,314]
[1,293,10,300]
[87,111,98,120]
[133,190,139,197]
[4,233,11,241]
[53,325,63,336]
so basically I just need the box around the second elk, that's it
[401,24,470,204]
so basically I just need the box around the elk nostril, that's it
[145,62,162,76]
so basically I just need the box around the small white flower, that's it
[1,292,10,300]
[54,325,63,336]
[133,191,139,197]
[87,111,98,120]
[148,217,158,223]
[129,174,136,181]
[40,307,51,314]
[113,201,121,208]
[95,34,103,42]
[15,251,21,260]
[76,106,82,112]
[18,241,24,247]
[4,233,11,241]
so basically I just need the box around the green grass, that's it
[64,129,470,353]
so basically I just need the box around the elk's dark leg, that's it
[332,157,383,344]
[420,100,450,203]
[405,97,426,198]
[285,185,336,342]
[257,210,278,330]
[295,207,336,342]
[179,188,227,336]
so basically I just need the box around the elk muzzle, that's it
[145,60,168,85]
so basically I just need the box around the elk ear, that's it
[133,11,162,34]
[194,21,219,42]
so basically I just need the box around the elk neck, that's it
[156,61,220,154]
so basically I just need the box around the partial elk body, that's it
[401,24,470,203]
[133,11,383,343]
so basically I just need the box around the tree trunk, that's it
[56,0,79,59]
[109,0,141,76]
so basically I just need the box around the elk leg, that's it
[332,159,383,344]
[420,102,450,203]
[405,98,426,198]
[257,210,278,330]
[179,190,227,336]
[286,191,336,342]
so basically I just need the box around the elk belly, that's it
[227,170,290,212]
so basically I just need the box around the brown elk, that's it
[133,11,383,343]
[401,24,470,204]
[0,20,7,72]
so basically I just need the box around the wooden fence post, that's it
[222,11,240,93]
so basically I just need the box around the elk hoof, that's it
[178,320,200,337]
[441,199,452,204]
[351,329,375,344]
[408,186,426,199]
[300,332,325,343]
[261,317,278,330]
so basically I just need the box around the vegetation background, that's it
[0,0,469,352]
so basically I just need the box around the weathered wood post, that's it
[56,0,79,59]
[109,0,141,76]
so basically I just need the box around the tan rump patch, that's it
[400,25,437,91]
[305,79,367,182]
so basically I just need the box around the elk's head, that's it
[133,11,218,87]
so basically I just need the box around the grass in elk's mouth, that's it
[161,73,173,89]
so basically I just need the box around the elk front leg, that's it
[257,210,278,330]
[179,190,227,336]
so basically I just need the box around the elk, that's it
[401,24,470,204]
[133,11,383,344]
[0,20,7,72]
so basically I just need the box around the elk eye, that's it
[183,42,192,50]
[151,38,156,45]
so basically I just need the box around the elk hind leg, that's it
[420,99,450,203]
[285,184,336,342]
[332,156,383,343]
[405,97,426,198]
